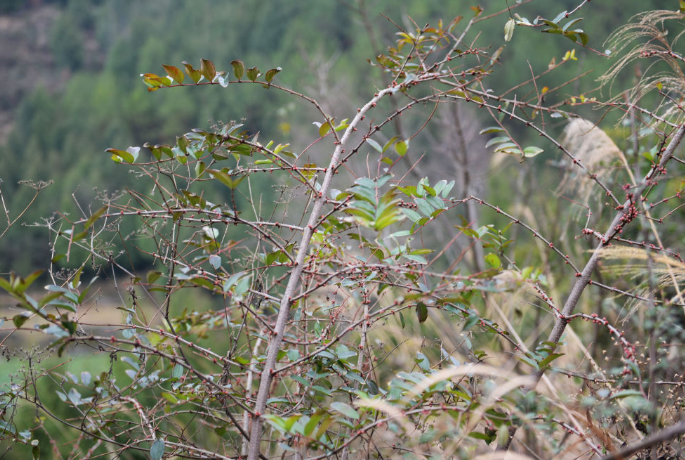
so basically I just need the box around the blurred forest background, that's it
[0,0,663,274]
[2,2,685,458]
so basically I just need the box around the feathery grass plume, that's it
[600,10,685,123]
[557,118,622,205]
[596,245,685,288]
[597,245,685,321]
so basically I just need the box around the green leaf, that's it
[84,206,107,230]
[200,58,216,82]
[441,180,455,198]
[301,163,318,180]
[610,390,644,400]
[538,353,564,369]
[519,355,539,369]
[172,364,183,379]
[162,65,184,84]
[416,301,428,323]
[469,430,497,444]
[150,439,165,460]
[416,351,430,371]
[0,420,16,435]
[141,73,163,91]
[395,139,408,156]
[209,255,221,270]
[265,67,282,84]
[562,18,583,32]
[330,402,360,420]
[182,61,202,83]
[318,121,332,137]
[71,266,83,290]
[246,67,260,82]
[234,274,252,299]
[552,11,567,23]
[106,148,135,164]
[147,271,162,285]
[304,412,325,436]
[208,169,245,189]
[196,160,207,178]
[479,126,504,135]
[523,146,544,157]
[462,313,479,331]
[382,136,398,153]
[230,60,245,80]
[484,253,501,269]
[366,138,382,152]
[161,392,179,404]
[13,313,31,328]
[415,199,434,217]
[577,32,589,46]
[292,375,309,387]
[485,136,510,148]
[400,207,421,222]
[19,270,44,293]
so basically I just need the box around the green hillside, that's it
[0,0,663,272]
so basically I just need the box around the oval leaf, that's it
[416,301,428,323]
[162,65,184,84]
[209,255,221,270]
[230,60,245,80]
[182,61,202,83]
[246,67,260,82]
[523,146,544,157]
[150,439,165,460]
[106,148,134,164]
[318,122,331,137]
[395,139,408,156]
[200,58,216,82]
[366,138,382,152]
[330,402,360,420]
[265,67,282,84]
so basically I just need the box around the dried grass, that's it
[600,10,685,122]
[596,245,685,287]
[557,119,622,204]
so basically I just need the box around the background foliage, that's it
[0,0,662,272]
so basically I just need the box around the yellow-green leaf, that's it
[265,67,282,84]
[182,61,202,83]
[84,206,107,230]
[106,148,135,163]
[318,121,331,137]
[246,67,260,82]
[230,60,245,80]
[395,139,408,156]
